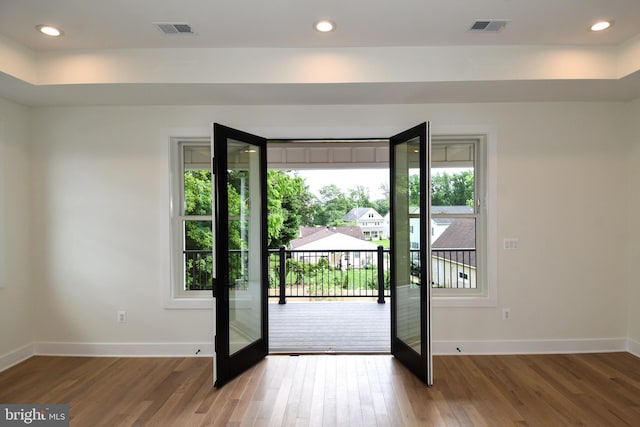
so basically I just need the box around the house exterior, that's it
[405,206,475,249]
[342,208,385,240]
[403,206,477,288]
[290,226,380,269]
[431,218,477,289]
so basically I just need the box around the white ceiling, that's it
[0,0,639,105]
[2,0,639,50]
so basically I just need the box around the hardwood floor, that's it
[1,352,639,426]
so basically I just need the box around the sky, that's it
[292,169,389,200]
[291,167,472,201]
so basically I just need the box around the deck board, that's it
[268,301,390,353]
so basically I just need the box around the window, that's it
[169,139,213,306]
[431,135,492,304]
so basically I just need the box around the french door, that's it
[212,123,268,388]
[390,122,433,385]
[211,121,432,387]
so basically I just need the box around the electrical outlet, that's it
[502,308,511,320]
[117,310,127,323]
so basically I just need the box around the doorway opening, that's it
[266,139,392,353]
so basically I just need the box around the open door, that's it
[212,123,268,388]
[389,122,433,385]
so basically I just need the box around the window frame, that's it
[166,137,213,308]
[431,133,497,307]
[163,132,496,308]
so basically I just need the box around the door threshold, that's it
[268,351,391,356]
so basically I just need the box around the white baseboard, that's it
[0,343,35,372]
[2,338,634,363]
[34,342,214,358]
[433,338,629,355]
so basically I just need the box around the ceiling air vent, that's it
[154,22,194,35]
[469,20,509,32]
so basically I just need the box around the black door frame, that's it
[389,122,432,385]
[213,123,269,388]
[213,126,431,387]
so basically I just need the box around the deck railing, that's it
[268,246,390,304]
[183,247,477,297]
[183,250,213,291]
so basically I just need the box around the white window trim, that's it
[161,127,497,309]
[431,129,497,307]
[165,137,213,309]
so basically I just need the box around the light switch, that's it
[504,238,519,250]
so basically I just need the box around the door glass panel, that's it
[393,136,422,354]
[227,140,262,355]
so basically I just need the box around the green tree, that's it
[408,174,421,206]
[347,185,371,209]
[432,170,474,207]
[184,170,212,251]
[406,170,474,207]
[375,182,390,216]
[371,198,389,217]
[311,183,390,227]
[267,171,315,248]
[183,169,213,290]
[313,184,350,226]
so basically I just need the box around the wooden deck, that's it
[268,301,390,353]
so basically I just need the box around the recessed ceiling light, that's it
[36,25,63,37]
[315,20,335,33]
[590,20,613,32]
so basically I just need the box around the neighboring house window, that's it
[431,136,490,303]
[169,139,213,305]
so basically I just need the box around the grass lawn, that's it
[375,239,390,248]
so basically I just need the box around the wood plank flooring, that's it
[1,352,639,426]
[269,301,390,353]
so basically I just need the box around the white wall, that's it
[28,102,631,351]
[0,98,33,366]
[29,107,212,348]
[627,98,640,351]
